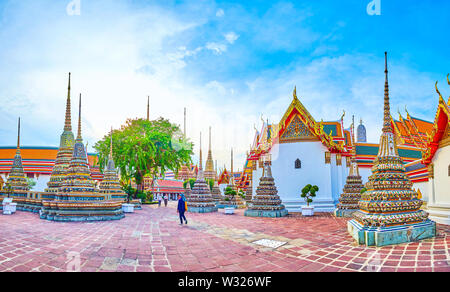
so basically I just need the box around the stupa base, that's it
[334,208,357,218]
[348,219,436,247]
[188,206,218,213]
[244,209,288,218]
[40,209,125,222]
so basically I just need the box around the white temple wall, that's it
[426,145,450,225]
[270,141,334,212]
[330,155,339,204]
[433,146,450,205]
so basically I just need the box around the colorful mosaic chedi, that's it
[245,162,288,217]
[40,94,124,222]
[335,117,365,217]
[5,118,30,193]
[187,169,217,213]
[46,73,75,193]
[347,53,436,246]
[98,129,127,201]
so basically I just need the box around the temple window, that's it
[448,165,450,176]
[295,159,301,169]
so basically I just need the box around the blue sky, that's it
[0,0,449,169]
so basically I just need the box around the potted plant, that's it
[224,187,236,215]
[122,184,135,213]
[301,184,318,216]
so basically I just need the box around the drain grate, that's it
[252,239,287,249]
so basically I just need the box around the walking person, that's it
[163,193,168,207]
[177,194,188,225]
[157,193,162,207]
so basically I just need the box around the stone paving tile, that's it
[0,203,449,272]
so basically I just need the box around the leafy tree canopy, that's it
[94,118,193,191]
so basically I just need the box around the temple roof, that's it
[422,79,450,164]
[391,113,433,150]
[0,146,99,175]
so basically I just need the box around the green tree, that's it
[94,118,193,198]
[206,178,214,191]
[183,178,196,190]
[301,184,319,206]
[26,178,36,190]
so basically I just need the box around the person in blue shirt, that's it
[177,194,188,225]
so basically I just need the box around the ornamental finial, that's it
[64,72,72,132]
[199,131,202,170]
[382,52,392,134]
[17,117,20,150]
[435,81,442,99]
[293,86,297,99]
[447,73,450,86]
[76,93,82,141]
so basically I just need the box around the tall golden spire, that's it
[199,132,202,170]
[76,94,82,142]
[147,96,150,121]
[382,52,392,134]
[377,52,399,158]
[64,72,72,132]
[17,117,21,150]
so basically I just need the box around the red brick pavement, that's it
[0,203,449,272]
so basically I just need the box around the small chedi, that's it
[40,95,124,222]
[347,53,435,246]
[6,118,29,193]
[334,117,365,217]
[245,161,288,217]
[210,179,223,203]
[1,118,31,211]
[98,129,127,202]
[187,169,217,213]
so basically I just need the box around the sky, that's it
[0,0,449,171]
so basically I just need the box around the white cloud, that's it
[205,42,227,54]
[216,9,224,17]
[224,32,239,44]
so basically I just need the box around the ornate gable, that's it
[277,87,344,152]
[280,115,318,142]
[422,79,450,164]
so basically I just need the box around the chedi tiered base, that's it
[245,162,288,218]
[334,174,364,217]
[187,170,217,213]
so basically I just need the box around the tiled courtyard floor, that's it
[0,203,449,272]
